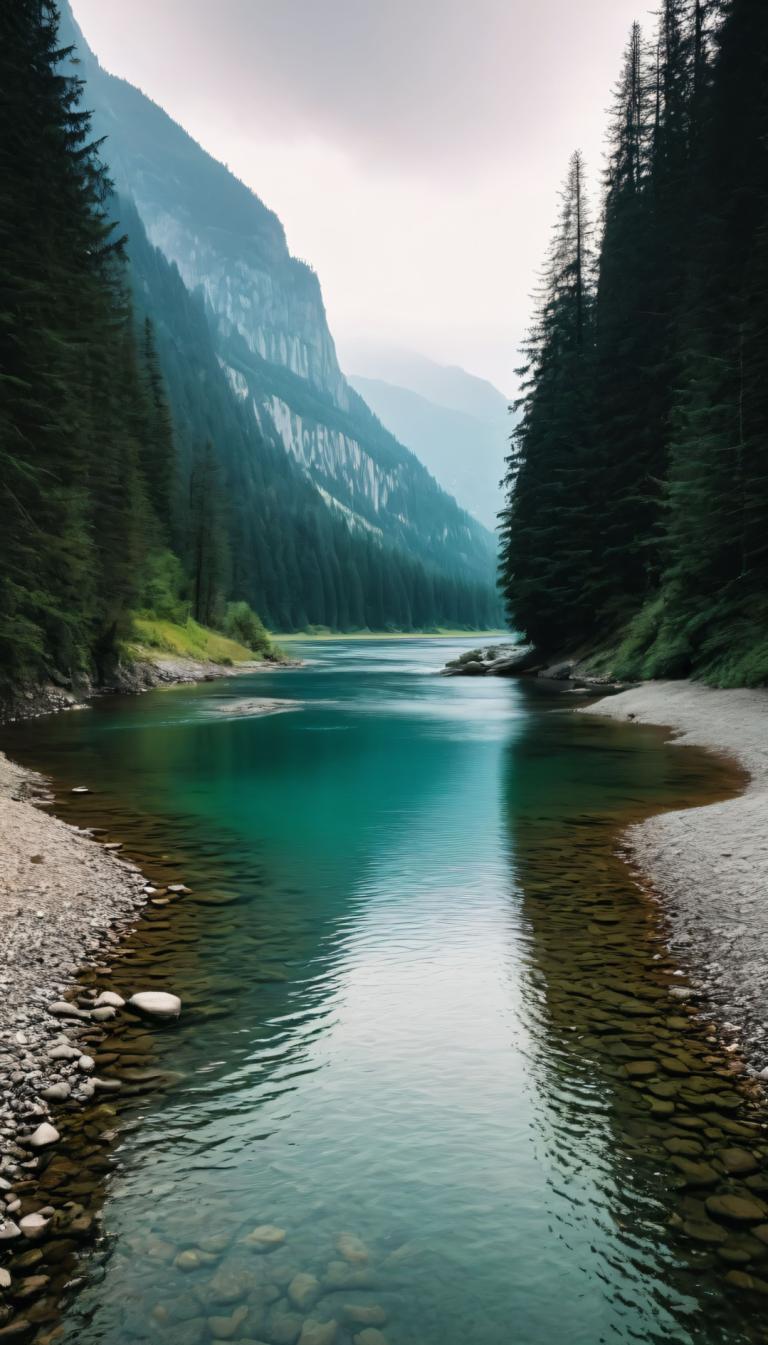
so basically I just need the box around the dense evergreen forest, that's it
[500,0,768,686]
[0,3,501,694]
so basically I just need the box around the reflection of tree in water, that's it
[501,705,767,1345]
[20,804,356,1345]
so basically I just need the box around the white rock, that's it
[20,1212,50,1239]
[0,1221,20,1242]
[94,991,125,1009]
[72,786,90,794]
[78,1055,95,1073]
[0,1267,10,1288]
[128,992,181,1020]
[28,1124,59,1149]
[47,1044,80,1061]
[41,1083,71,1103]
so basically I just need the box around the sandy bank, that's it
[586,681,768,1072]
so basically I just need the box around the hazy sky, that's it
[70,0,647,393]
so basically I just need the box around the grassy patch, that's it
[128,616,257,665]
[276,629,510,642]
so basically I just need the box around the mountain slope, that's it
[349,374,507,530]
[59,1,498,590]
[123,198,502,632]
[340,342,511,424]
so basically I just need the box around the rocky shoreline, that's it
[0,749,179,1334]
[440,642,627,689]
[586,682,768,1078]
[0,652,295,727]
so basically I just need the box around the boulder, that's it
[128,992,182,1020]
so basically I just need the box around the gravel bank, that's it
[586,681,768,1072]
[0,753,147,1177]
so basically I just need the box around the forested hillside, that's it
[56,0,500,595]
[501,0,768,686]
[0,3,501,694]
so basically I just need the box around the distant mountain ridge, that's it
[344,346,511,531]
[58,1,498,593]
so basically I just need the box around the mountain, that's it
[57,2,499,601]
[340,342,510,423]
[348,373,508,531]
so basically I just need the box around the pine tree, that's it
[500,152,597,649]
[189,443,230,628]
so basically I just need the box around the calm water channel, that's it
[5,637,768,1345]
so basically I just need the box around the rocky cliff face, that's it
[58,0,497,584]
[144,206,350,412]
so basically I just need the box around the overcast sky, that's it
[70,0,648,393]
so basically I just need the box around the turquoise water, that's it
[6,639,767,1345]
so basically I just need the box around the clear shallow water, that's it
[6,639,768,1345]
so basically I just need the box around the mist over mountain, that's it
[347,353,510,530]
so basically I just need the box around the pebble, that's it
[0,1223,20,1243]
[0,1269,10,1289]
[40,1083,70,1103]
[19,1213,49,1240]
[94,992,124,1011]
[355,1331,388,1345]
[46,1045,80,1061]
[78,1055,96,1073]
[26,1124,59,1150]
[47,1002,89,1021]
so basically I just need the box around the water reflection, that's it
[503,703,766,1344]
[2,642,765,1345]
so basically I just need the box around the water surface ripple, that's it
[5,638,768,1345]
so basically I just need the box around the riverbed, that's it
[4,638,768,1345]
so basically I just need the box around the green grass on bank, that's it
[578,597,768,689]
[276,629,510,642]
[128,616,258,666]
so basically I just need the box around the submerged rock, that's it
[354,1331,388,1345]
[298,1320,338,1345]
[344,1305,388,1327]
[336,1232,369,1264]
[288,1272,320,1310]
[243,1224,286,1250]
[707,1193,767,1224]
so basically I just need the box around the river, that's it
[5,637,768,1345]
